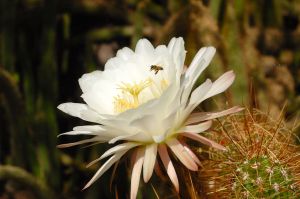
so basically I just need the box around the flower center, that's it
[113,77,169,113]
[113,79,152,113]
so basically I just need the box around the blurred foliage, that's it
[0,0,299,198]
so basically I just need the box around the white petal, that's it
[78,71,102,93]
[158,144,179,192]
[73,125,104,132]
[81,90,114,115]
[135,38,155,55]
[130,148,145,199]
[181,132,226,151]
[57,125,108,137]
[86,142,139,168]
[168,37,186,76]
[166,138,198,171]
[185,106,244,125]
[100,142,141,160]
[167,37,176,51]
[185,47,216,83]
[130,111,176,143]
[83,151,126,190]
[108,132,152,144]
[116,47,134,61]
[179,120,212,134]
[143,144,158,182]
[181,47,216,105]
[57,137,103,148]
[57,103,102,123]
[203,70,235,100]
[188,79,213,109]
[57,102,88,118]
[58,130,98,137]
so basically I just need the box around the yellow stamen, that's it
[114,79,152,113]
[161,79,168,90]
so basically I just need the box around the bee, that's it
[150,65,163,75]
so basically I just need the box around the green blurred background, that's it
[0,0,299,198]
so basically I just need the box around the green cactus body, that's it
[233,156,295,198]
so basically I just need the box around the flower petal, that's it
[167,37,186,76]
[166,138,198,171]
[143,143,158,183]
[181,47,216,103]
[179,120,212,134]
[78,70,103,93]
[184,71,236,116]
[86,142,139,168]
[108,132,152,144]
[100,142,141,160]
[203,70,235,100]
[186,79,213,111]
[83,151,127,190]
[131,148,145,199]
[185,106,244,125]
[180,141,201,166]
[57,137,103,148]
[185,47,216,83]
[181,132,226,151]
[57,103,102,123]
[73,125,105,131]
[58,125,108,137]
[135,38,154,55]
[116,47,134,62]
[158,144,179,193]
[57,130,98,137]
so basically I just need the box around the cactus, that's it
[195,108,300,198]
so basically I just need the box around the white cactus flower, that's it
[58,37,242,199]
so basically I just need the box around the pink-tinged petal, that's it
[203,70,235,100]
[182,132,226,151]
[86,143,139,168]
[83,151,127,190]
[57,137,102,148]
[166,138,198,171]
[143,144,158,183]
[179,120,212,134]
[154,160,163,177]
[180,141,202,166]
[185,106,244,125]
[100,142,141,160]
[131,148,145,199]
[158,144,179,193]
[183,71,236,116]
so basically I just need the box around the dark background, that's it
[0,0,299,198]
